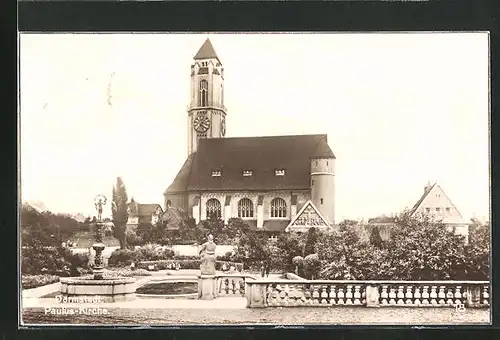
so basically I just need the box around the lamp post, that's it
[93,194,107,280]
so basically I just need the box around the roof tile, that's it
[168,134,334,192]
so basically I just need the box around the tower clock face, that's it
[220,118,226,137]
[194,113,210,133]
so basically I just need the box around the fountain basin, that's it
[60,277,136,302]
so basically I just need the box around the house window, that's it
[238,198,254,218]
[446,207,451,213]
[206,198,221,219]
[243,170,253,177]
[320,198,324,205]
[311,180,314,186]
[425,208,430,213]
[271,198,287,218]
[275,169,286,176]
[269,235,278,241]
[199,80,208,106]
[211,170,221,177]
[436,207,441,212]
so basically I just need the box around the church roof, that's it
[311,140,336,159]
[194,38,219,61]
[166,134,335,193]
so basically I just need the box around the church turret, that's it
[187,38,227,155]
[310,137,336,225]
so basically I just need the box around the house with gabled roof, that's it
[126,198,163,231]
[367,181,469,242]
[163,38,336,236]
[409,181,469,240]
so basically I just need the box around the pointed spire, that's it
[194,38,219,60]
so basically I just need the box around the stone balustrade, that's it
[245,279,490,308]
[215,274,256,297]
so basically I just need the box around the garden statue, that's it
[199,234,217,275]
[94,194,107,222]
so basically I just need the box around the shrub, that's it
[134,244,175,261]
[292,256,304,276]
[21,246,72,276]
[22,274,60,289]
[304,254,321,279]
[108,249,135,267]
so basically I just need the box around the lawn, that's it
[22,306,489,325]
[136,282,198,295]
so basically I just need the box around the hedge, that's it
[137,259,243,272]
[22,274,60,289]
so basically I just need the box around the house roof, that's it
[367,215,396,224]
[160,207,185,229]
[128,200,162,217]
[194,38,220,62]
[137,204,162,216]
[166,134,335,193]
[409,182,437,215]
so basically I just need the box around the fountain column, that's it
[93,194,107,280]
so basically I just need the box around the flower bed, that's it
[137,259,243,272]
[22,274,60,289]
[80,268,152,279]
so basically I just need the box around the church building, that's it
[164,39,336,235]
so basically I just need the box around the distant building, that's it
[164,38,336,237]
[367,181,469,242]
[409,181,469,241]
[126,198,163,232]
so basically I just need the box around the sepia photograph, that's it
[19,32,490,326]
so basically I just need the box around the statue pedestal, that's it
[198,275,216,300]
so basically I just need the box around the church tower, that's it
[187,38,227,155]
[310,139,336,225]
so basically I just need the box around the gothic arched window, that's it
[270,198,287,218]
[206,198,221,219]
[238,198,254,218]
[199,80,208,107]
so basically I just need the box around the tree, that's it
[292,256,304,276]
[303,227,319,256]
[111,177,129,249]
[369,226,384,248]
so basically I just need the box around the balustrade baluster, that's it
[483,285,490,305]
[321,285,329,305]
[453,285,462,305]
[388,286,397,305]
[446,287,454,305]
[405,286,413,305]
[381,285,389,305]
[413,286,421,305]
[396,286,405,305]
[329,285,336,305]
[345,285,353,305]
[312,285,320,305]
[438,286,446,305]
[337,287,345,305]
[430,286,438,305]
[353,285,362,305]
[421,286,430,305]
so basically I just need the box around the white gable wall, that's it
[413,184,469,242]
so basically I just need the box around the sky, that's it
[19,32,490,222]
